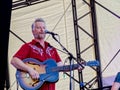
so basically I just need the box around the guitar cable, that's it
[16,80,19,90]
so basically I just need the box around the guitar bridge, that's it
[32,80,39,87]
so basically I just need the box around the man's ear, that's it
[32,30,34,33]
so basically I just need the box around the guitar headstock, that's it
[85,60,100,66]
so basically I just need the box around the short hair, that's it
[31,18,46,31]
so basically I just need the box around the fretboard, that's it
[50,64,79,72]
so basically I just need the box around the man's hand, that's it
[28,67,39,79]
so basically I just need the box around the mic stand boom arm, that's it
[51,34,84,68]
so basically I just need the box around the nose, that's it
[41,28,45,33]
[37,27,44,32]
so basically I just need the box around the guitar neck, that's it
[48,60,99,72]
[51,64,79,72]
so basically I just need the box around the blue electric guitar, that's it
[16,58,99,90]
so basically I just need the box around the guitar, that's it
[16,58,99,90]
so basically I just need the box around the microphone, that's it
[45,30,58,35]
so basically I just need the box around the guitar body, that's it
[16,58,59,90]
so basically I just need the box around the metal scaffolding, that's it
[71,0,102,89]
[12,0,49,10]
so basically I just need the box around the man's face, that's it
[32,21,46,39]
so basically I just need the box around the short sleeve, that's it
[13,43,30,60]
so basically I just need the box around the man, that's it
[11,18,63,90]
[111,72,120,90]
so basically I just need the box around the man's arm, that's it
[111,72,120,90]
[111,82,120,90]
[11,57,39,79]
[11,57,30,71]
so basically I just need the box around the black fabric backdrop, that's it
[0,0,12,89]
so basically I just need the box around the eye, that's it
[36,27,40,29]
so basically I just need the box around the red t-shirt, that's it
[14,39,61,90]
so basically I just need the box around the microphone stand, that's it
[51,34,85,90]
